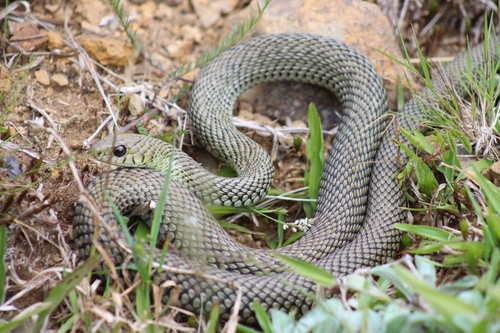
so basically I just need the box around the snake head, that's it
[90,133,158,169]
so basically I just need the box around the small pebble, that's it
[51,73,69,86]
[35,69,50,86]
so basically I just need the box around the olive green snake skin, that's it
[74,34,500,324]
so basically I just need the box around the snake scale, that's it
[73,34,500,324]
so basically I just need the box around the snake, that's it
[73,33,499,324]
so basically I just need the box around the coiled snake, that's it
[73,34,498,323]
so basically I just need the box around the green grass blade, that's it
[407,241,446,254]
[206,302,220,333]
[467,167,500,214]
[400,128,435,154]
[218,221,257,234]
[274,253,334,287]
[149,135,176,275]
[281,231,305,247]
[216,166,238,177]
[135,221,151,242]
[253,301,276,333]
[208,205,253,215]
[148,170,171,271]
[394,141,438,197]
[56,314,77,333]
[303,103,324,217]
[0,224,6,304]
[394,223,455,241]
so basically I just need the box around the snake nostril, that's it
[113,145,126,157]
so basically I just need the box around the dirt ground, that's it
[0,0,498,330]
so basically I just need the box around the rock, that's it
[290,119,307,128]
[253,113,272,125]
[5,112,21,124]
[81,21,102,35]
[75,0,110,26]
[8,24,48,52]
[490,161,500,176]
[158,88,169,99]
[179,13,199,26]
[44,30,64,50]
[148,119,166,136]
[221,0,412,111]
[44,3,60,13]
[0,78,11,95]
[35,69,50,85]
[210,0,235,14]
[155,3,174,20]
[7,21,22,35]
[70,63,81,75]
[150,52,174,71]
[44,1,71,21]
[51,73,69,86]
[238,109,254,121]
[239,101,254,114]
[139,1,157,20]
[192,0,221,28]
[78,35,134,67]
[0,66,11,93]
[166,39,195,60]
[180,25,202,43]
[128,94,144,116]
[165,0,183,6]
[483,160,500,185]
[0,66,7,79]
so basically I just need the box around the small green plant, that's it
[303,103,324,218]
[108,0,141,49]
[0,224,6,306]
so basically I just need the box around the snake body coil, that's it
[74,34,499,323]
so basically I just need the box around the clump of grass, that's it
[108,0,141,49]
[374,0,499,52]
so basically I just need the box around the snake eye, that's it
[113,145,126,157]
